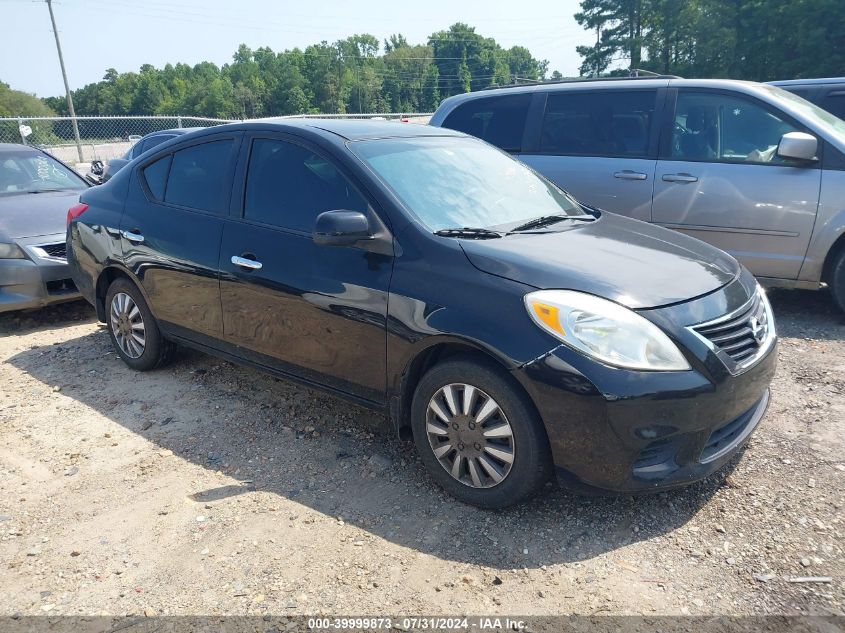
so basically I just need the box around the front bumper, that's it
[513,271,777,494]
[0,235,80,313]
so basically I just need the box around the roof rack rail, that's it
[483,72,681,91]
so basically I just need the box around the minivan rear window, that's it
[441,94,531,152]
[540,90,656,158]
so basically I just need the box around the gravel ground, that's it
[0,289,842,618]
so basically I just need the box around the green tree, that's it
[575,0,845,81]
[37,26,546,117]
[575,0,646,75]
[421,64,441,110]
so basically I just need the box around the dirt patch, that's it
[0,290,842,616]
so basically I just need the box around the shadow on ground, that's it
[0,300,96,337]
[767,288,845,340]
[1,301,770,570]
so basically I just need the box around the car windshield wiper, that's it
[433,227,504,239]
[26,188,71,194]
[508,213,595,233]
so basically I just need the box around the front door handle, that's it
[231,255,262,270]
[662,173,699,184]
[613,170,647,181]
[120,229,145,243]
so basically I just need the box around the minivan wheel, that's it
[410,357,553,508]
[105,278,175,371]
[830,249,845,313]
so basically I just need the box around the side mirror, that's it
[777,132,818,162]
[313,210,372,247]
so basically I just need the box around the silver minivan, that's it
[429,78,845,311]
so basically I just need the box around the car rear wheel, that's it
[410,357,553,508]
[105,277,175,371]
[830,248,845,313]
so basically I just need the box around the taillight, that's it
[67,203,89,227]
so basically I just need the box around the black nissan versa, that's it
[66,120,777,508]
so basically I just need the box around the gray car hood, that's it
[460,212,741,310]
[0,190,81,240]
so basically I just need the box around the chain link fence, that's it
[0,114,432,172]
[0,116,235,168]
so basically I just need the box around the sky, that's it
[0,0,595,99]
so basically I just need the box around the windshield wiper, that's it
[434,227,503,239]
[508,214,595,233]
[26,188,70,194]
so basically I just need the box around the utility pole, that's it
[594,25,601,78]
[46,0,83,163]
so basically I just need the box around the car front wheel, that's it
[411,357,553,508]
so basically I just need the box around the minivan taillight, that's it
[67,203,89,227]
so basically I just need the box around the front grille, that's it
[700,400,760,462]
[33,242,67,260]
[692,291,770,365]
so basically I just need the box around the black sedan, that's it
[0,143,87,312]
[66,120,777,508]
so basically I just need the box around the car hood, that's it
[459,212,740,310]
[0,190,81,240]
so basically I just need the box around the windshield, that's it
[0,151,86,196]
[762,85,845,144]
[350,136,585,232]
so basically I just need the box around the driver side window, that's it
[671,92,800,165]
[243,138,368,233]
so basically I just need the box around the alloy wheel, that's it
[110,292,146,359]
[425,383,515,488]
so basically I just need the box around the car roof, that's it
[437,77,771,102]
[768,77,845,86]
[241,118,464,141]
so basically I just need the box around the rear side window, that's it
[164,139,233,213]
[142,155,171,200]
[442,94,531,152]
[821,92,845,120]
[243,138,368,233]
[540,90,656,157]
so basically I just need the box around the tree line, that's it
[37,23,547,119]
[575,0,845,80]
[3,7,842,123]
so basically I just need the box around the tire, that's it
[105,277,175,371]
[410,356,553,508]
[830,248,845,314]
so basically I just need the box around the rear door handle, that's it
[120,229,145,243]
[613,170,647,181]
[231,255,262,270]
[662,173,698,183]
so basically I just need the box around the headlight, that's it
[524,290,690,371]
[0,243,25,259]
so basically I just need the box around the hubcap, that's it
[110,292,146,359]
[426,383,515,489]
